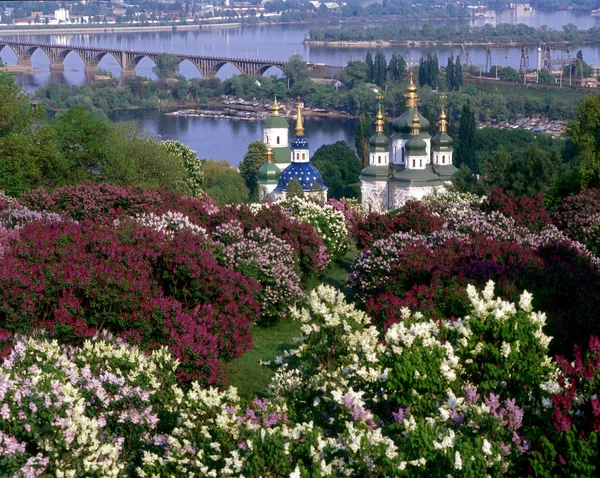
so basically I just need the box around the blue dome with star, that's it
[274,162,328,192]
[290,135,309,150]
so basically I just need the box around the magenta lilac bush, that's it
[486,187,552,232]
[0,219,259,383]
[553,188,600,256]
[353,200,445,249]
[350,207,600,356]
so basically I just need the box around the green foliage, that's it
[311,140,362,199]
[283,54,309,88]
[0,71,42,137]
[567,92,600,188]
[285,178,305,198]
[373,51,387,87]
[152,53,181,79]
[341,61,368,89]
[239,141,266,202]
[537,70,557,84]
[455,104,477,173]
[354,112,372,168]
[202,159,249,206]
[160,140,204,197]
[418,53,439,89]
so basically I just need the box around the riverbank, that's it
[304,39,594,47]
[0,24,201,34]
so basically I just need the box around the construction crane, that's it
[519,44,529,84]
[484,44,493,73]
[461,44,472,67]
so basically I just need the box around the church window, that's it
[378,156,381,164]
[277,136,280,144]
[402,148,405,163]
[420,159,422,168]
[302,153,306,160]
[412,159,415,168]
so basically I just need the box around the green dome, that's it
[258,161,281,184]
[392,108,431,136]
[405,136,427,154]
[432,131,453,149]
[369,132,389,150]
[263,116,290,129]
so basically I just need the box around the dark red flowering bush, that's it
[486,187,552,232]
[530,336,600,477]
[353,201,445,249]
[553,188,600,256]
[20,183,218,222]
[351,226,600,356]
[0,219,259,383]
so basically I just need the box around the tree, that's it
[454,55,463,91]
[0,71,41,138]
[312,141,362,199]
[286,178,305,198]
[239,141,266,202]
[153,53,180,80]
[342,61,368,89]
[568,93,600,188]
[373,51,387,87]
[365,52,374,83]
[284,54,309,88]
[455,104,477,173]
[355,112,372,168]
[202,159,249,205]
[446,55,455,91]
[418,53,439,89]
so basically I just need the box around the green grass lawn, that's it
[225,243,359,399]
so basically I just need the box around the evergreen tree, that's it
[418,57,426,87]
[446,55,455,91]
[365,52,374,83]
[286,178,305,198]
[397,55,406,81]
[373,51,387,87]
[418,54,439,89]
[455,104,477,173]
[355,112,372,168]
[239,140,266,201]
[454,55,463,91]
[388,53,399,83]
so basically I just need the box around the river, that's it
[0,6,595,166]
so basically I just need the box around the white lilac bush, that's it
[160,140,204,197]
[134,210,208,238]
[277,196,348,258]
[0,283,562,477]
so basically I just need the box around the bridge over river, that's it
[0,39,288,78]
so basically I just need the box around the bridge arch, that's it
[213,61,243,78]
[177,58,204,79]
[255,64,285,78]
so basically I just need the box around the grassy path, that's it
[225,244,359,399]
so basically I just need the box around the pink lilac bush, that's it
[212,221,303,325]
[353,200,445,249]
[350,205,600,356]
[553,188,600,256]
[0,219,259,383]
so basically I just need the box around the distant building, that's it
[270,101,328,201]
[360,75,458,212]
[54,8,69,22]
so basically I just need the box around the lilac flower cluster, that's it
[212,221,303,324]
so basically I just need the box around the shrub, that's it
[353,200,445,249]
[277,195,348,259]
[349,206,600,356]
[553,188,600,256]
[486,187,552,232]
[0,219,259,383]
